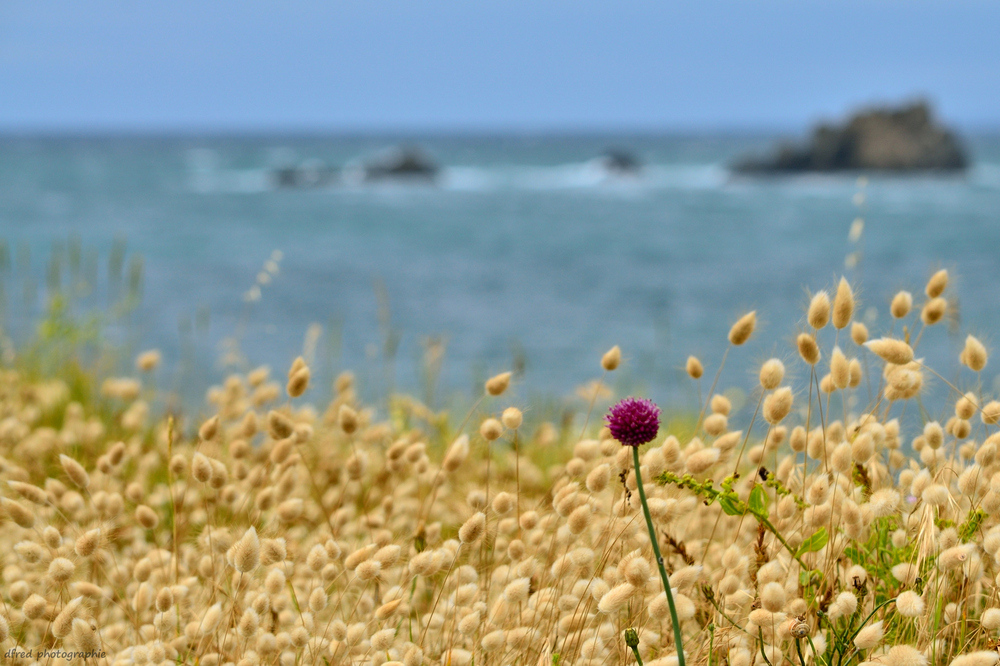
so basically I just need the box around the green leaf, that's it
[796,527,829,556]
[719,494,744,516]
[748,485,770,518]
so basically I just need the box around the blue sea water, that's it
[1,133,999,414]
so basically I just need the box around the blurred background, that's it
[1,1,999,414]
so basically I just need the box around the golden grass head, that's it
[851,321,869,346]
[763,387,793,424]
[601,345,622,371]
[728,311,756,346]
[59,454,90,489]
[759,358,784,390]
[485,371,512,396]
[962,335,988,372]
[338,404,359,433]
[287,366,310,398]
[796,333,821,365]
[891,290,913,319]
[686,355,703,379]
[459,512,486,544]
[199,415,220,441]
[865,338,914,365]
[808,290,831,329]
[926,268,949,298]
[480,418,503,441]
[832,277,854,329]
[501,407,523,430]
[136,349,161,372]
[922,297,947,325]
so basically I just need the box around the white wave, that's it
[186,160,729,195]
[970,163,1000,189]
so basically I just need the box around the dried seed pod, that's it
[832,277,854,329]
[485,371,512,396]
[59,455,90,489]
[286,366,310,398]
[480,418,503,441]
[763,387,794,424]
[601,346,621,371]
[2,498,35,529]
[830,347,850,389]
[866,338,914,365]
[338,404,359,433]
[191,453,212,483]
[963,335,988,372]
[268,410,294,439]
[891,291,913,318]
[8,481,48,505]
[759,358,785,390]
[233,526,260,573]
[797,333,821,365]
[459,512,486,544]
[851,321,869,346]
[502,407,523,429]
[135,505,159,529]
[686,356,703,379]
[199,415,219,441]
[728,311,756,346]
[922,297,947,325]
[808,290,831,329]
[926,269,948,298]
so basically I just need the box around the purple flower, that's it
[605,397,661,447]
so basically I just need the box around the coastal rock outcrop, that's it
[734,101,967,173]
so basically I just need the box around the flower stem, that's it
[633,445,686,666]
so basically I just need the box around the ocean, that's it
[2,133,999,415]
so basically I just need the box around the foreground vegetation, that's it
[1,267,1000,666]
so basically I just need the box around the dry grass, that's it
[0,266,998,666]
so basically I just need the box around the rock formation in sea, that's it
[734,100,967,173]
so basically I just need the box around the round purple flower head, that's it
[605,397,661,447]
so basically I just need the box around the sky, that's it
[1,1,999,133]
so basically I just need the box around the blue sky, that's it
[1,1,998,132]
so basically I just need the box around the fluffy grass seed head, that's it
[926,268,949,298]
[729,311,756,346]
[962,335,988,372]
[886,645,928,666]
[686,356,704,379]
[797,333,821,365]
[501,407,523,429]
[480,418,503,441]
[895,591,926,618]
[338,404,359,433]
[233,526,260,573]
[891,291,913,318]
[763,387,794,424]
[485,371,512,396]
[808,290,831,329]
[136,349,161,371]
[59,454,90,489]
[852,321,869,345]
[459,512,486,544]
[833,277,854,329]
[922,297,947,325]
[602,346,622,371]
[760,359,785,390]
[866,338,914,365]
[853,620,883,649]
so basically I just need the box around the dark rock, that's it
[362,146,439,182]
[271,159,337,188]
[597,149,642,175]
[734,101,967,174]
